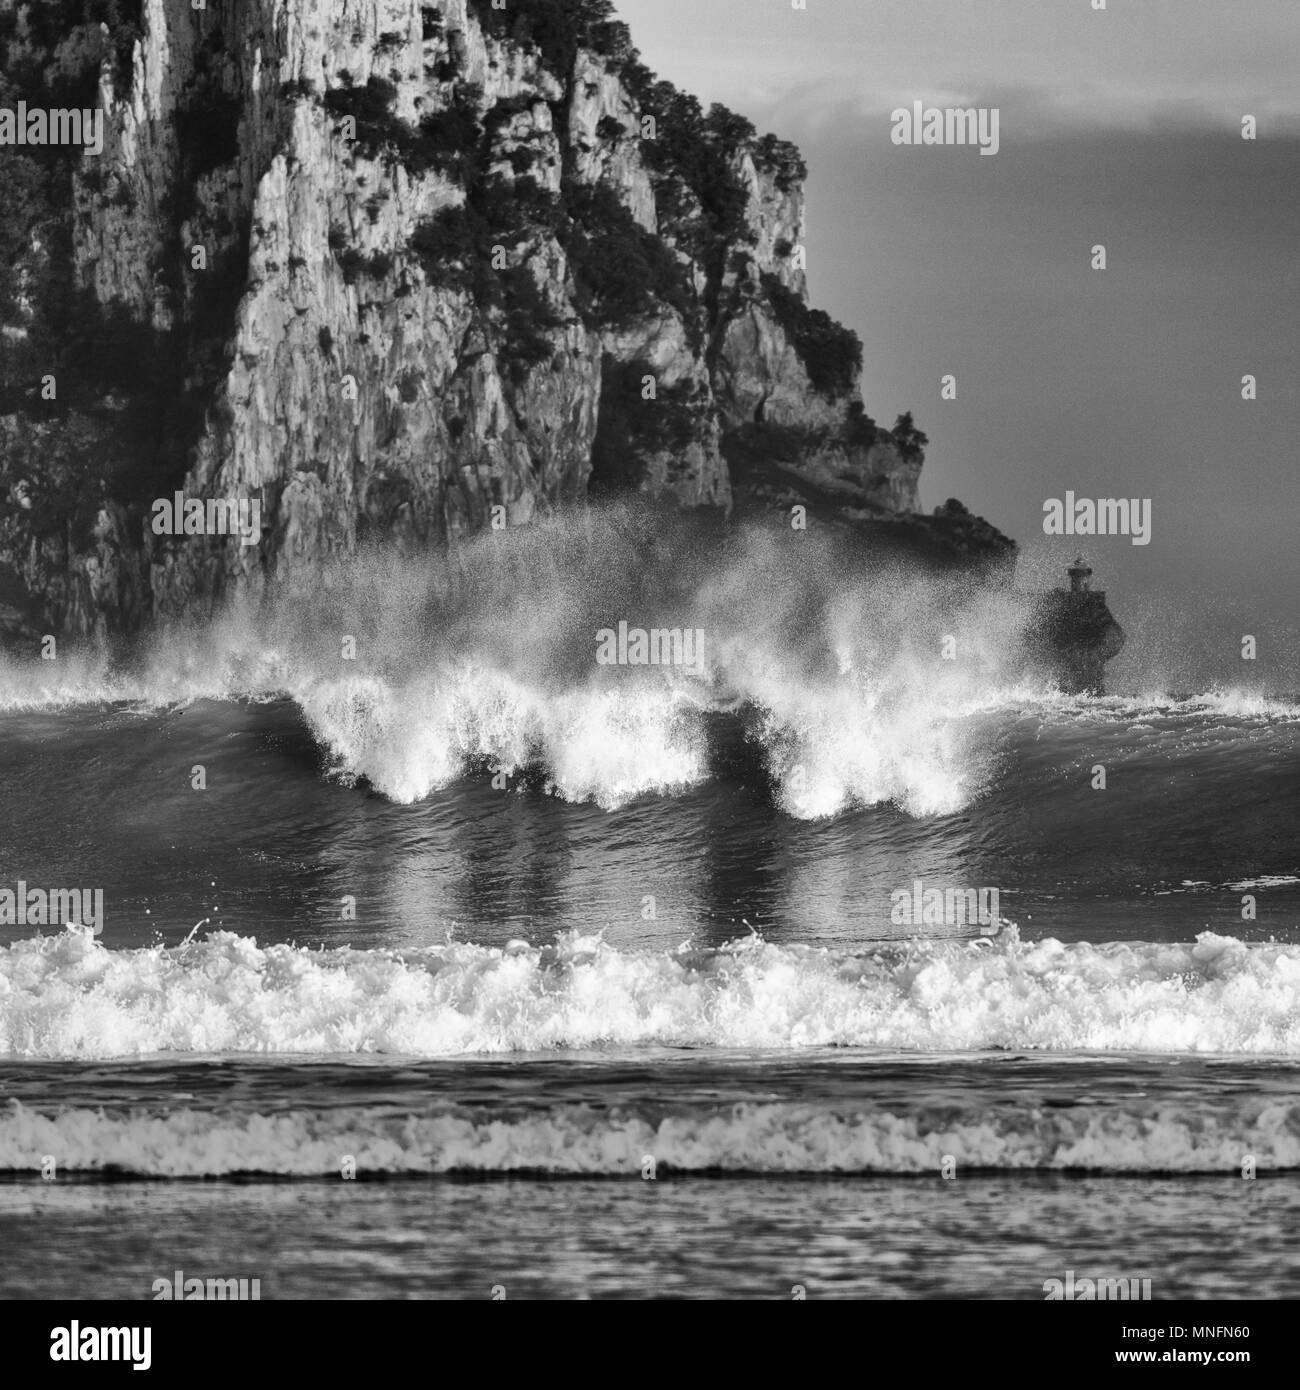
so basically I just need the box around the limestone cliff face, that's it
[0,0,930,639]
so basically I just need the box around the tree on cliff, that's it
[468,0,635,72]
[892,412,929,463]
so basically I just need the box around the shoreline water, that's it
[3,1172,1296,1300]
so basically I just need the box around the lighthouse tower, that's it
[1019,554,1125,694]
[1067,554,1093,593]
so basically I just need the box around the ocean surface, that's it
[1,530,1298,1299]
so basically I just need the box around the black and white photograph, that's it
[0,0,1296,1349]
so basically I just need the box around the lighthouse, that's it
[1018,555,1125,694]
[1067,554,1093,593]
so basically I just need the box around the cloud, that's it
[616,0,1300,141]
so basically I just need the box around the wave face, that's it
[2,927,1298,1059]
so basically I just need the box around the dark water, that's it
[4,1175,1297,1300]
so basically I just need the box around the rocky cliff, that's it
[0,0,1007,642]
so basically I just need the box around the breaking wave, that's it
[1,510,1296,818]
[3,926,1299,1059]
[3,1094,1297,1176]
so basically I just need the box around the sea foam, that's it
[2,927,1298,1059]
[3,1094,1298,1176]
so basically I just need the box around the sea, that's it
[1,512,1298,1300]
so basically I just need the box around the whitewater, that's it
[2,926,1299,1058]
[2,518,1298,1301]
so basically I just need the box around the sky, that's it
[616,0,1300,691]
